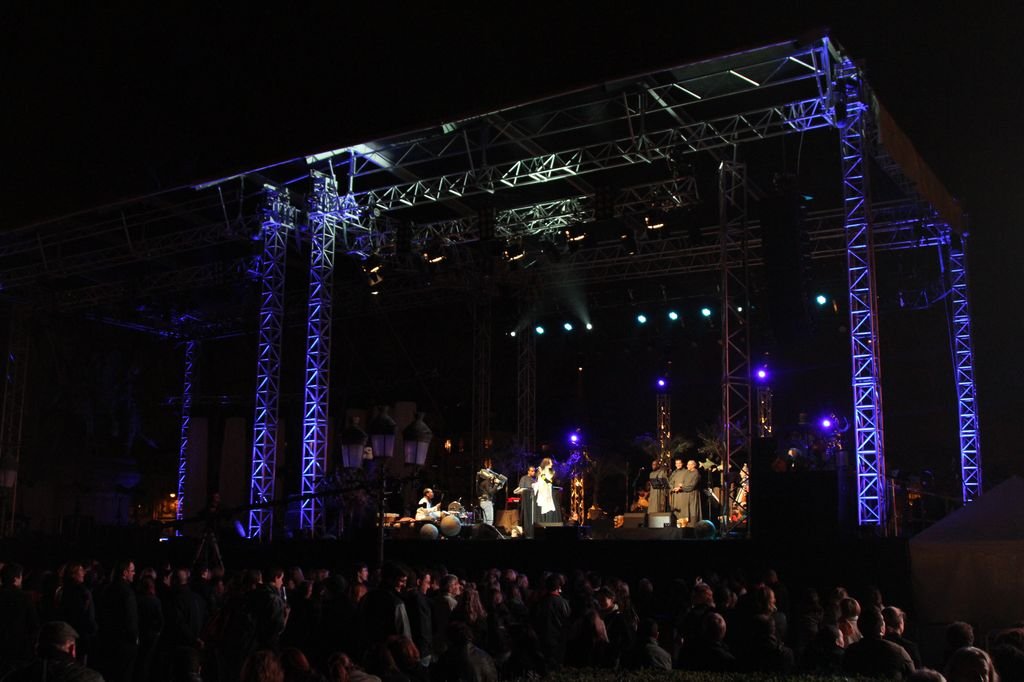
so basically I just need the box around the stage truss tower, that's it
[837,61,888,529]
[718,160,751,527]
[656,390,671,457]
[248,187,296,541]
[300,173,341,536]
[472,300,493,492]
[176,339,196,533]
[948,234,982,502]
[0,308,29,537]
[756,385,773,438]
[516,308,536,455]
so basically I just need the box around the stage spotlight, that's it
[423,237,446,264]
[510,330,517,337]
[504,241,526,261]
[645,210,666,233]
[755,368,768,381]
[737,305,744,313]
[564,223,588,247]
[668,311,679,321]
[636,313,648,325]
[656,378,668,389]
[585,322,594,330]
[820,417,833,430]
[700,307,712,318]
[535,325,545,335]
[568,432,580,445]
[816,294,828,306]
[563,322,573,331]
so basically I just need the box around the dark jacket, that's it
[0,586,40,668]
[6,649,104,682]
[843,637,915,679]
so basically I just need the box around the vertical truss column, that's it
[471,300,492,479]
[248,187,295,541]
[948,233,982,502]
[756,386,774,438]
[176,339,197,533]
[516,319,536,455]
[656,392,671,455]
[300,174,340,536]
[719,160,751,527]
[837,61,887,528]
[0,308,29,538]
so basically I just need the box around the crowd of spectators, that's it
[0,556,1020,682]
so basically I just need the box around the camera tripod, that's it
[193,526,224,571]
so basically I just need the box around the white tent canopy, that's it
[910,475,1024,635]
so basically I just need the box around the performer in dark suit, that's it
[648,459,669,514]
[515,466,537,537]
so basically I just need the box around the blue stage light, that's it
[637,313,648,324]
[668,311,679,321]
[535,325,545,335]
[585,322,593,330]
[563,322,573,331]
[701,307,712,318]
[816,294,828,306]
[656,378,668,389]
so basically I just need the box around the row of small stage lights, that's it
[509,294,835,336]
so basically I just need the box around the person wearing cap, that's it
[7,621,104,682]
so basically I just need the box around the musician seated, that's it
[416,487,442,521]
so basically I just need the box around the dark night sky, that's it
[4,4,1023,484]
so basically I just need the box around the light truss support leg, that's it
[516,315,536,455]
[0,307,29,538]
[756,386,774,438]
[175,339,197,534]
[719,160,751,530]
[837,62,887,529]
[300,174,340,536]
[248,187,295,542]
[472,300,492,489]
[948,233,982,502]
[656,391,671,456]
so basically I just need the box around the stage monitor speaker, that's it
[535,524,579,541]
[647,512,674,529]
[473,523,506,540]
[621,512,646,528]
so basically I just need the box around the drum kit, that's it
[445,501,475,525]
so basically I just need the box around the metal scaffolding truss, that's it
[0,308,30,537]
[247,187,296,541]
[0,34,978,535]
[353,99,831,213]
[718,160,751,527]
[330,39,832,185]
[516,294,537,454]
[472,300,493,468]
[300,174,340,536]
[948,235,982,502]
[838,60,887,528]
[176,339,196,532]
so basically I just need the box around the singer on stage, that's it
[533,458,561,523]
